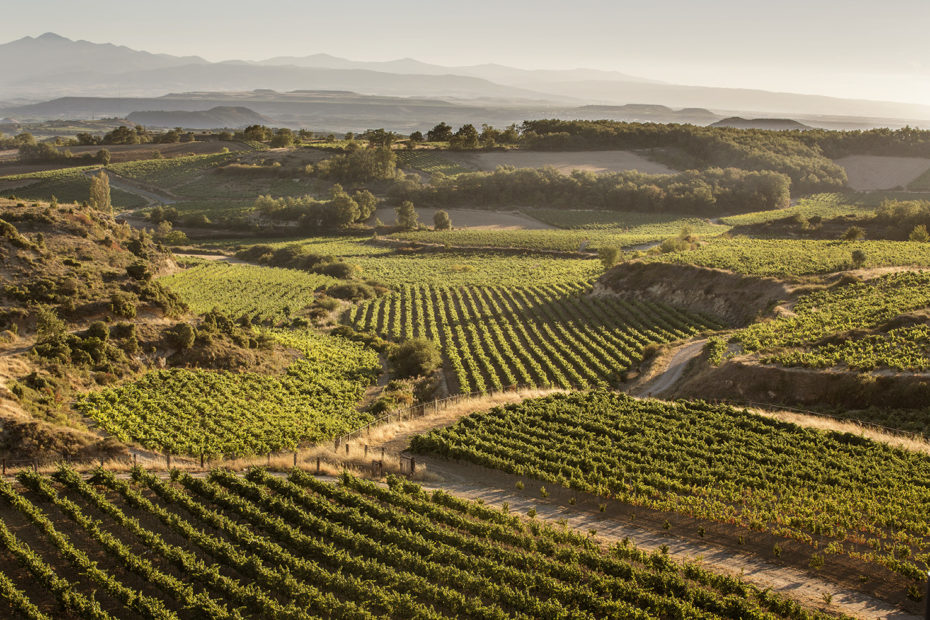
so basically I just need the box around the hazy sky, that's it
[3,0,929,104]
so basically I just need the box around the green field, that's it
[75,329,379,456]
[348,282,718,392]
[719,193,879,226]
[0,467,831,619]
[388,217,730,252]
[649,237,930,276]
[159,261,337,323]
[412,390,930,586]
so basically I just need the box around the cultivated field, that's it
[372,206,553,230]
[834,155,930,190]
[450,149,676,175]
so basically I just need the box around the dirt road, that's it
[638,338,706,396]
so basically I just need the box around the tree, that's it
[327,185,360,229]
[910,224,930,242]
[598,247,621,270]
[35,305,66,343]
[166,323,196,350]
[842,226,866,241]
[851,249,867,268]
[353,189,378,221]
[270,128,295,148]
[97,148,111,166]
[450,124,480,149]
[408,131,424,148]
[89,170,111,213]
[362,128,396,148]
[433,209,452,230]
[426,122,453,142]
[395,200,418,230]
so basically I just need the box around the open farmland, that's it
[451,150,676,175]
[833,155,930,191]
[372,206,553,230]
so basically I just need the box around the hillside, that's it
[711,116,812,130]
[126,105,272,129]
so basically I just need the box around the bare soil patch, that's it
[373,207,555,230]
[834,155,930,191]
[451,150,675,175]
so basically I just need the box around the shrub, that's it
[165,323,196,350]
[109,292,137,318]
[388,338,442,378]
[126,262,152,281]
[326,283,377,302]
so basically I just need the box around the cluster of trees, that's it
[422,122,519,149]
[17,142,110,165]
[253,185,378,231]
[390,166,790,215]
[313,145,398,183]
[236,243,360,279]
[872,199,930,241]
[517,120,847,194]
[797,126,930,159]
[75,125,197,146]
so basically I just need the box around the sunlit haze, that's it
[3,0,929,105]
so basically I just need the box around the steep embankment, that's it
[593,260,793,327]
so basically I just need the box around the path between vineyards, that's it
[412,456,917,620]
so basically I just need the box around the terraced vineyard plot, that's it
[412,390,930,588]
[649,237,930,276]
[159,262,337,323]
[735,270,930,371]
[0,466,838,619]
[75,329,379,456]
[348,283,718,392]
[524,207,724,232]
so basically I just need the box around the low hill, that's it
[710,116,812,130]
[127,105,272,129]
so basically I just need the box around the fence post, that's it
[334,438,339,452]
[267,453,271,466]
[381,447,385,459]
[3,459,6,476]
[410,458,415,474]
[166,454,171,469]
[316,457,321,474]
[293,452,298,467]
[132,454,137,467]
[200,452,204,469]
[345,443,350,456]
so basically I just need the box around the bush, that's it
[326,283,377,302]
[109,292,137,318]
[165,323,196,350]
[389,338,442,378]
[317,261,358,279]
[126,262,152,281]
[85,321,109,342]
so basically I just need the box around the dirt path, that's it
[414,457,916,620]
[84,169,176,205]
[637,338,706,396]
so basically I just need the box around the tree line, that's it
[388,165,790,215]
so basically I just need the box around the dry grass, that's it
[747,407,930,456]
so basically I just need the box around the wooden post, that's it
[3,459,6,475]
[32,461,37,472]
[410,458,416,474]
[316,457,321,474]
[132,454,137,467]
[364,445,368,457]
[293,452,298,467]
[166,454,171,469]
[200,452,204,469]
[334,438,339,452]
[381,447,385,459]
[345,443,349,456]
[267,453,271,466]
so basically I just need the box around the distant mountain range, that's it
[2,33,930,128]
[126,106,272,129]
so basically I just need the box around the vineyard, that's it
[75,329,380,456]
[735,270,930,370]
[158,261,337,323]
[649,237,930,276]
[347,282,718,392]
[0,166,147,209]
[411,390,930,588]
[524,207,726,231]
[0,466,839,619]
[387,217,729,252]
[394,150,475,176]
[719,193,877,226]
